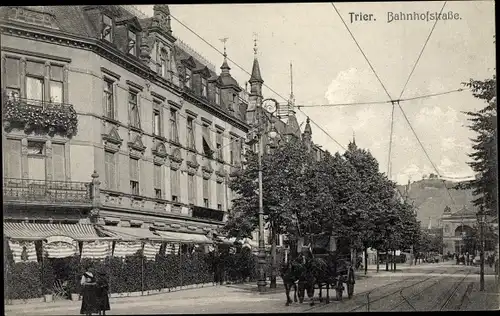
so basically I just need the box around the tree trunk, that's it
[364,248,368,275]
[376,249,380,273]
[270,227,277,289]
[386,250,389,271]
[390,249,394,271]
[393,250,397,272]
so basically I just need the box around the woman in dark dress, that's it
[80,271,99,316]
[96,271,111,316]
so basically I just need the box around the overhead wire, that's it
[330,2,393,101]
[295,88,468,108]
[391,1,456,205]
[170,13,347,152]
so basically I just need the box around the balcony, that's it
[2,92,78,138]
[3,178,93,208]
[191,206,224,222]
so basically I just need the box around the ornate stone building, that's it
[2,5,328,260]
[1,5,257,256]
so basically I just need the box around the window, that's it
[216,130,223,161]
[188,174,196,204]
[215,86,220,105]
[187,117,195,150]
[169,109,178,142]
[128,30,137,56]
[153,108,161,136]
[160,50,168,77]
[129,91,140,128]
[104,80,114,119]
[171,168,180,202]
[232,94,237,104]
[154,164,162,198]
[4,57,20,101]
[202,124,212,158]
[201,77,208,97]
[203,178,210,208]
[185,68,192,89]
[49,65,64,103]
[216,181,223,211]
[130,158,139,195]
[104,151,116,190]
[27,141,46,180]
[26,76,44,102]
[102,15,113,41]
[230,136,235,165]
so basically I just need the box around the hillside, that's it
[396,178,475,229]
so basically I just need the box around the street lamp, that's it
[255,98,280,293]
[476,206,487,291]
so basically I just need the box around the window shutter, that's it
[52,143,66,181]
[170,168,179,197]
[5,139,22,178]
[203,178,209,199]
[130,158,138,181]
[4,57,20,88]
[154,164,161,189]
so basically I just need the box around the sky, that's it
[136,1,496,184]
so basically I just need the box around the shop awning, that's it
[95,225,163,242]
[3,222,104,241]
[155,230,213,244]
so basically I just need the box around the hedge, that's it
[4,247,260,300]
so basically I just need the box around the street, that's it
[5,262,498,315]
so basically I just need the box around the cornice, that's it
[1,20,249,133]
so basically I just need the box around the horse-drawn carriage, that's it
[280,234,356,306]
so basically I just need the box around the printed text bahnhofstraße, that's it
[387,11,461,23]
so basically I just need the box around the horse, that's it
[279,256,302,306]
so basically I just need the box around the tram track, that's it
[388,268,468,311]
[437,271,472,311]
[301,267,449,313]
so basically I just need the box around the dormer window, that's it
[102,15,113,42]
[215,86,221,105]
[185,68,192,89]
[201,77,208,97]
[128,30,137,56]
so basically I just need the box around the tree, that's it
[222,139,311,288]
[457,74,497,216]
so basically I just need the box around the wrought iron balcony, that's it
[2,91,78,137]
[3,178,92,207]
[191,205,224,222]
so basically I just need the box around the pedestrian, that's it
[96,271,110,316]
[80,271,99,316]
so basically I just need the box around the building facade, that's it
[1,5,254,248]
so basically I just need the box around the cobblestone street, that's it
[5,262,498,315]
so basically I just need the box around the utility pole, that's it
[256,109,267,293]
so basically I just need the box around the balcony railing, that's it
[2,91,78,138]
[3,178,92,205]
[191,206,224,222]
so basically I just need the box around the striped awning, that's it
[3,222,103,241]
[155,230,213,244]
[96,225,163,242]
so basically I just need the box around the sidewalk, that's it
[4,262,451,312]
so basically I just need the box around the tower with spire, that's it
[217,38,242,117]
[283,62,301,141]
[302,117,312,152]
[246,35,263,127]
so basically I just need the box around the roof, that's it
[96,225,163,242]
[3,222,104,241]
[249,57,263,83]
[155,230,212,244]
[449,206,477,218]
